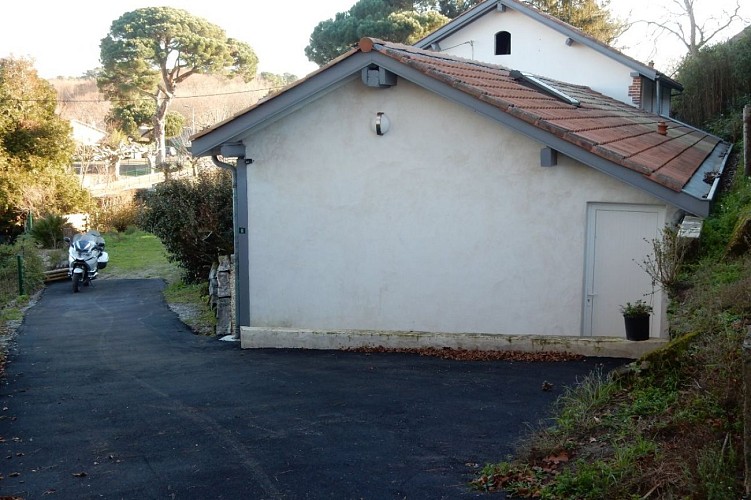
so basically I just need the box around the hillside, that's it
[51,72,291,134]
[473,150,751,498]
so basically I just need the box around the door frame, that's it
[582,203,666,338]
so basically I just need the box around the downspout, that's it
[212,154,241,339]
[655,75,662,117]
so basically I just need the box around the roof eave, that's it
[355,50,712,216]
[191,54,369,158]
[193,43,711,217]
[415,0,499,48]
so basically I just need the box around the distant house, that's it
[70,119,106,146]
[414,0,681,116]
[191,38,730,357]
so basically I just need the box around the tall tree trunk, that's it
[153,93,171,165]
[153,113,166,165]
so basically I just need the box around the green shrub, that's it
[137,168,233,282]
[673,28,751,138]
[701,171,751,258]
[0,235,45,308]
[30,213,73,249]
[93,194,140,233]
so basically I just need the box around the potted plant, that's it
[619,300,653,341]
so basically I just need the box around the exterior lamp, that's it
[373,112,390,136]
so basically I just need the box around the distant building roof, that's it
[70,119,106,146]
[414,0,682,90]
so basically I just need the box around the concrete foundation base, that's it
[240,327,668,359]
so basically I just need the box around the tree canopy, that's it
[0,58,91,240]
[673,26,751,140]
[306,0,624,66]
[305,0,484,66]
[527,0,625,45]
[98,7,258,163]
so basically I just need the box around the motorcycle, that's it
[64,231,109,293]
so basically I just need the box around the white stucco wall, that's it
[241,77,667,337]
[435,9,636,106]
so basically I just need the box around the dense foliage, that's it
[0,57,92,241]
[527,0,625,44]
[98,7,258,163]
[305,0,623,66]
[30,214,73,249]
[137,168,233,282]
[0,236,45,309]
[305,0,482,66]
[673,26,751,140]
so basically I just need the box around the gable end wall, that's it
[434,9,637,107]
[241,79,670,336]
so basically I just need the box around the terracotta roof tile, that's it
[372,40,726,193]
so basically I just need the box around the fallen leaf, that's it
[72,471,87,478]
[543,451,570,465]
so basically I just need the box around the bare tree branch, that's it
[630,0,746,58]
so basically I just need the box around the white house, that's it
[191,38,730,358]
[414,0,681,116]
[70,119,106,146]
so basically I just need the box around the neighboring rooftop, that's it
[415,0,682,90]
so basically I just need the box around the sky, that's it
[0,0,748,80]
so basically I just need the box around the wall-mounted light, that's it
[564,37,574,46]
[372,112,390,136]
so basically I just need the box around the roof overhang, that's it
[192,47,719,217]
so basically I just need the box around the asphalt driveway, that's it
[0,279,627,499]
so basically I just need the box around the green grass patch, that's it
[164,281,217,332]
[164,281,208,303]
[0,307,23,322]
[102,230,181,282]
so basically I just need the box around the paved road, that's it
[0,279,627,499]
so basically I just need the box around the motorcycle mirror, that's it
[64,237,71,243]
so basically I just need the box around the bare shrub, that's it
[638,226,690,298]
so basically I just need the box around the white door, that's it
[583,204,664,337]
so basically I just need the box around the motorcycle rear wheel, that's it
[72,273,81,293]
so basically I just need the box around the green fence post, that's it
[17,254,25,296]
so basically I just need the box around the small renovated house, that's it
[191,38,730,356]
[415,0,681,116]
[70,119,106,146]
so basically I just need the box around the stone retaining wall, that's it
[208,255,235,337]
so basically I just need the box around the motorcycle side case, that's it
[97,251,109,269]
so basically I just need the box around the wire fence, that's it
[0,237,45,308]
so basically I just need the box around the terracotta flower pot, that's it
[624,314,650,341]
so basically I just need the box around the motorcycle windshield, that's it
[73,239,94,253]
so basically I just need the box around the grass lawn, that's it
[102,229,181,283]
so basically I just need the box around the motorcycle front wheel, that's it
[72,273,81,293]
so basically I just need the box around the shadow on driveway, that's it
[0,279,628,499]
